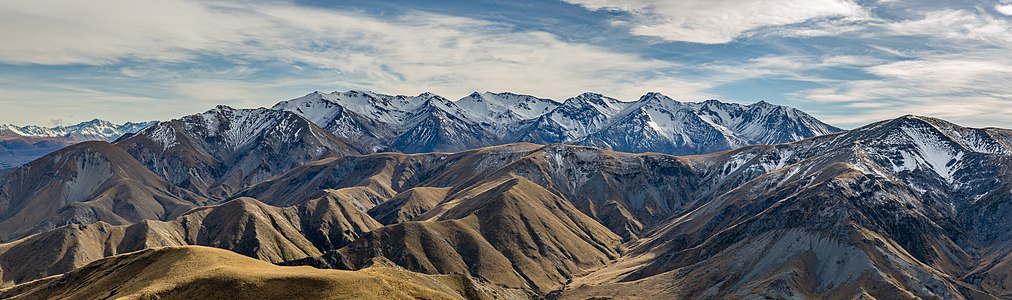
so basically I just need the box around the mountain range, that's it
[0,119,156,141]
[1,91,1009,299]
[274,90,841,154]
[0,119,157,168]
[2,90,835,169]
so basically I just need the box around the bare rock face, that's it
[559,116,1012,299]
[116,105,363,199]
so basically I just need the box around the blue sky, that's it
[2,0,1012,128]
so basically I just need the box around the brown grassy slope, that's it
[240,143,700,240]
[0,141,202,241]
[368,186,450,224]
[0,246,520,300]
[965,247,1012,299]
[238,143,543,209]
[0,195,381,287]
[321,176,622,293]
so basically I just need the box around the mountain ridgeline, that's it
[0,119,157,142]
[2,91,1010,299]
[273,90,841,154]
[0,119,157,168]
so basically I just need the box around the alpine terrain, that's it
[0,119,157,168]
[0,92,1008,300]
[274,90,841,154]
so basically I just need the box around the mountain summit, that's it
[0,119,158,168]
[275,90,841,155]
[117,105,363,198]
[1,110,1010,299]
[0,119,156,142]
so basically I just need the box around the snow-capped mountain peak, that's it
[570,92,843,154]
[639,91,675,101]
[793,115,1012,193]
[0,119,157,142]
[565,92,628,116]
[455,91,561,125]
[538,92,631,137]
[693,98,842,146]
[271,92,347,129]
[275,90,841,155]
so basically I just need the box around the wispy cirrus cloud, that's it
[0,0,715,124]
[561,0,871,44]
[552,0,1012,127]
[885,9,1012,47]
[3,0,1012,130]
[789,8,1012,127]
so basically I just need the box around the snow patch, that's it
[901,126,964,183]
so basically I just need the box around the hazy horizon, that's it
[3,0,1011,128]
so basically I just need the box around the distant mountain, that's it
[5,92,1010,299]
[455,91,561,137]
[0,119,157,168]
[509,92,630,143]
[0,119,156,142]
[276,90,841,155]
[0,105,365,241]
[0,136,75,169]
[273,91,497,153]
[572,93,842,154]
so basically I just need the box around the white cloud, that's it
[5,0,1012,130]
[886,9,1012,46]
[766,8,1012,127]
[694,54,884,88]
[563,0,870,43]
[996,4,1012,16]
[0,0,718,124]
[750,17,869,39]
[792,55,1012,127]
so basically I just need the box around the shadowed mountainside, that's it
[559,116,1012,299]
[1,114,1011,299]
[116,105,364,198]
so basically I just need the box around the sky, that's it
[2,0,1012,129]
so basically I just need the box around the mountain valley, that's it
[0,92,1009,299]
